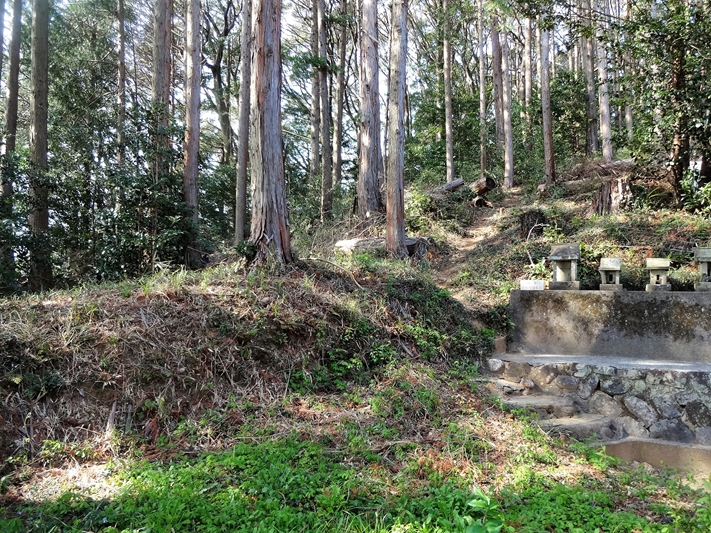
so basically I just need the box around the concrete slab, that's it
[539,413,620,440]
[495,353,711,373]
[509,290,711,362]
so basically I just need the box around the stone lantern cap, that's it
[694,248,711,262]
[548,243,580,261]
[599,258,621,271]
[645,258,670,270]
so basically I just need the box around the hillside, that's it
[2,163,711,532]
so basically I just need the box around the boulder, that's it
[685,400,711,428]
[648,419,694,443]
[554,375,579,392]
[623,396,658,428]
[589,391,623,418]
[578,374,600,400]
[651,394,682,419]
[617,416,649,438]
[600,377,629,396]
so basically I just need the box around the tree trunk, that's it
[309,0,320,185]
[117,0,126,166]
[523,18,532,114]
[491,19,504,151]
[477,0,486,178]
[318,0,332,220]
[358,0,383,218]
[501,27,514,188]
[596,0,613,162]
[0,0,19,286]
[593,178,632,215]
[470,175,496,195]
[386,0,407,258]
[669,41,688,201]
[540,23,556,184]
[624,0,633,144]
[183,0,201,268]
[235,0,252,245]
[0,0,6,95]
[332,0,347,208]
[29,0,52,291]
[581,0,599,155]
[443,0,454,183]
[152,0,172,183]
[249,0,292,264]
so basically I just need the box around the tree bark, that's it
[443,0,454,183]
[523,18,532,114]
[386,0,407,258]
[491,19,504,150]
[669,40,688,201]
[596,0,613,162]
[540,23,556,184]
[183,0,201,267]
[318,0,332,220]
[152,0,172,183]
[117,0,126,166]
[235,0,251,245]
[332,0,348,208]
[0,0,19,285]
[358,0,383,218]
[249,0,292,264]
[477,0,486,178]
[501,27,514,188]
[29,0,52,291]
[309,0,320,185]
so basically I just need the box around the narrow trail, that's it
[433,187,523,323]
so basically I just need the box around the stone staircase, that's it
[485,353,711,445]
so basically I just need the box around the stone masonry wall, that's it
[486,358,711,445]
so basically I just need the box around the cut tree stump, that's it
[470,176,497,196]
[592,177,632,215]
[473,195,493,208]
[335,237,431,259]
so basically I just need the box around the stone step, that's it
[502,395,578,419]
[539,413,625,441]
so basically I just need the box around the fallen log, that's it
[473,195,493,208]
[432,178,465,194]
[335,237,431,259]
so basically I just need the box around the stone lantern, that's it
[694,248,711,291]
[645,258,671,292]
[599,258,623,291]
[548,243,580,290]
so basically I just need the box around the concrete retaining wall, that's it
[510,290,711,362]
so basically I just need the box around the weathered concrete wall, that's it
[510,290,711,362]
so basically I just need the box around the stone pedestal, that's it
[646,258,671,292]
[694,248,711,291]
[646,283,671,292]
[549,281,581,290]
[600,284,624,291]
[520,280,545,290]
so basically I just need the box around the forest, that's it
[0,0,708,291]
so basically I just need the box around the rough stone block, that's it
[574,364,591,379]
[619,368,644,380]
[676,390,699,407]
[503,361,532,381]
[521,378,535,390]
[685,400,711,428]
[623,396,658,428]
[600,377,629,395]
[487,358,505,373]
[645,283,671,292]
[589,391,623,418]
[493,337,507,354]
[649,419,695,443]
[555,375,579,392]
[593,365,617,377]
[651,394,682,419]
[696,282,711,292]
[599,284,624,291]
[617,416,649,438]
[529,364,557,388]
[695,427,711,446]
[578,374,600,400]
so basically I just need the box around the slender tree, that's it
[501,26,514,188]
[540,21,556,184]
[581,0,599,154]
[596,0,613,162]
[117,0,126,166]
[151,0,172,183]
[358,0,382,218]
[309,0,320,185]
[332,0,348,203]
[318,0,332,219]
[491,19,504,150]
[29,0,52,291]
[235,0,251,244]
[443,0,454,183]
[478,0,486,177]
[249,0,292,263]
[183,0,201,267]
[386,0,407,257]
